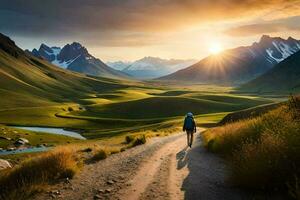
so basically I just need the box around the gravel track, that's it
[35,132,255,200]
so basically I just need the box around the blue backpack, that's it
[184,116,194,130]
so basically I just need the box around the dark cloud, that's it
[224,16,300,37]
[0,0,299,46]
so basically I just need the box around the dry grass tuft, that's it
[91,149,108,161]
[0,148,79,200]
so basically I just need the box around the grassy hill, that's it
[240,50,300,94]
[0,37,131,109]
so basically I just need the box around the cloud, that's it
[224,16,300,37]
[1,0,300,46]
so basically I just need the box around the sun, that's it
[209,43,223,55]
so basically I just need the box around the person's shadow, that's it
[176,134,254,200]
[176,146,188,170]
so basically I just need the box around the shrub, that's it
[125,135,135,144]
[0,149,78,200]
[68,107,74,112]
[131,135,146,147]
[91,149,107,161]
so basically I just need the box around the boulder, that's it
[0,159,12,170]
[14,138,29,146]
[0,136,11,140]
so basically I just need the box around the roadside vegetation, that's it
[203,96,300,198]
[0,148,79,200]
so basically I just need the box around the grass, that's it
[91,149,108,161]
[202,96,300,197]
[0,148,79,200]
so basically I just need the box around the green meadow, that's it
[0,83,274,141]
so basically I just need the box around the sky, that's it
[1,0,300,62]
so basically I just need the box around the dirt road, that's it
[36,131,252,200]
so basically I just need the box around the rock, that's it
[0,136,10,140]
[0,148,3,151]
[0,159,12,170]
[97,189,105,193]
[94,195,102,199]
[105,188,112,193]
[13,131,18,134]
[107,180,114,185]
[64,177,71,184]
[14,138,29,146]
[7,147,16,151]
[50,190,60,195]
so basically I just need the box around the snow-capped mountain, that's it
[31,43,128,79]
[118,57,197,79]
[106,61,132,71]
[159,35,300,84]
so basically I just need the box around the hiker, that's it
[183,112,197,148]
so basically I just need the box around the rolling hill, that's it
[159,35,300,84]
[30,43,128,79]
[0,33,129,109]
[239,50,300,93]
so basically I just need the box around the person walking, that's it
[183,112,197,148]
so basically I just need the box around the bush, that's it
[131,135,146,147]
[91,149,107,161]
[0,149,78,200]
[125,135,135,144]
[68,107,74,112]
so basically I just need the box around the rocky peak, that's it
[57,42,89,62]
[39,43,53,53]
[0,33,23,58]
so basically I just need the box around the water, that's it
[0,146,50,155]
[11,126,86,140]
[0,126,86,155]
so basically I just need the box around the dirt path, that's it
[36,131,253,200]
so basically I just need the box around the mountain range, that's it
[107,57,197,79]
[159,35,300,84]
[239,50,300,93]
[29,43,128,79]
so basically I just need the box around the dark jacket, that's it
[183,116,196,132]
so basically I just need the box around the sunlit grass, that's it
[203,96,300,196]
[0,148,79,200]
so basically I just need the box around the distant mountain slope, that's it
[159,35,300,84]
[117,57,197,79]
[106,61,132,71]
[30,43,128,79]
[239,50,300,93]
[0,33,128,109]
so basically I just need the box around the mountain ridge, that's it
[158,35,300,84]
[110,56,197,79]
[239,50,300,93]
[30,42,129,79]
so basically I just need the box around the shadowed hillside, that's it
[240,50,300,93]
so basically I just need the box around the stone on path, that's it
[0,159,12,170]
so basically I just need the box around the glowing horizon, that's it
[1,0,300,62]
